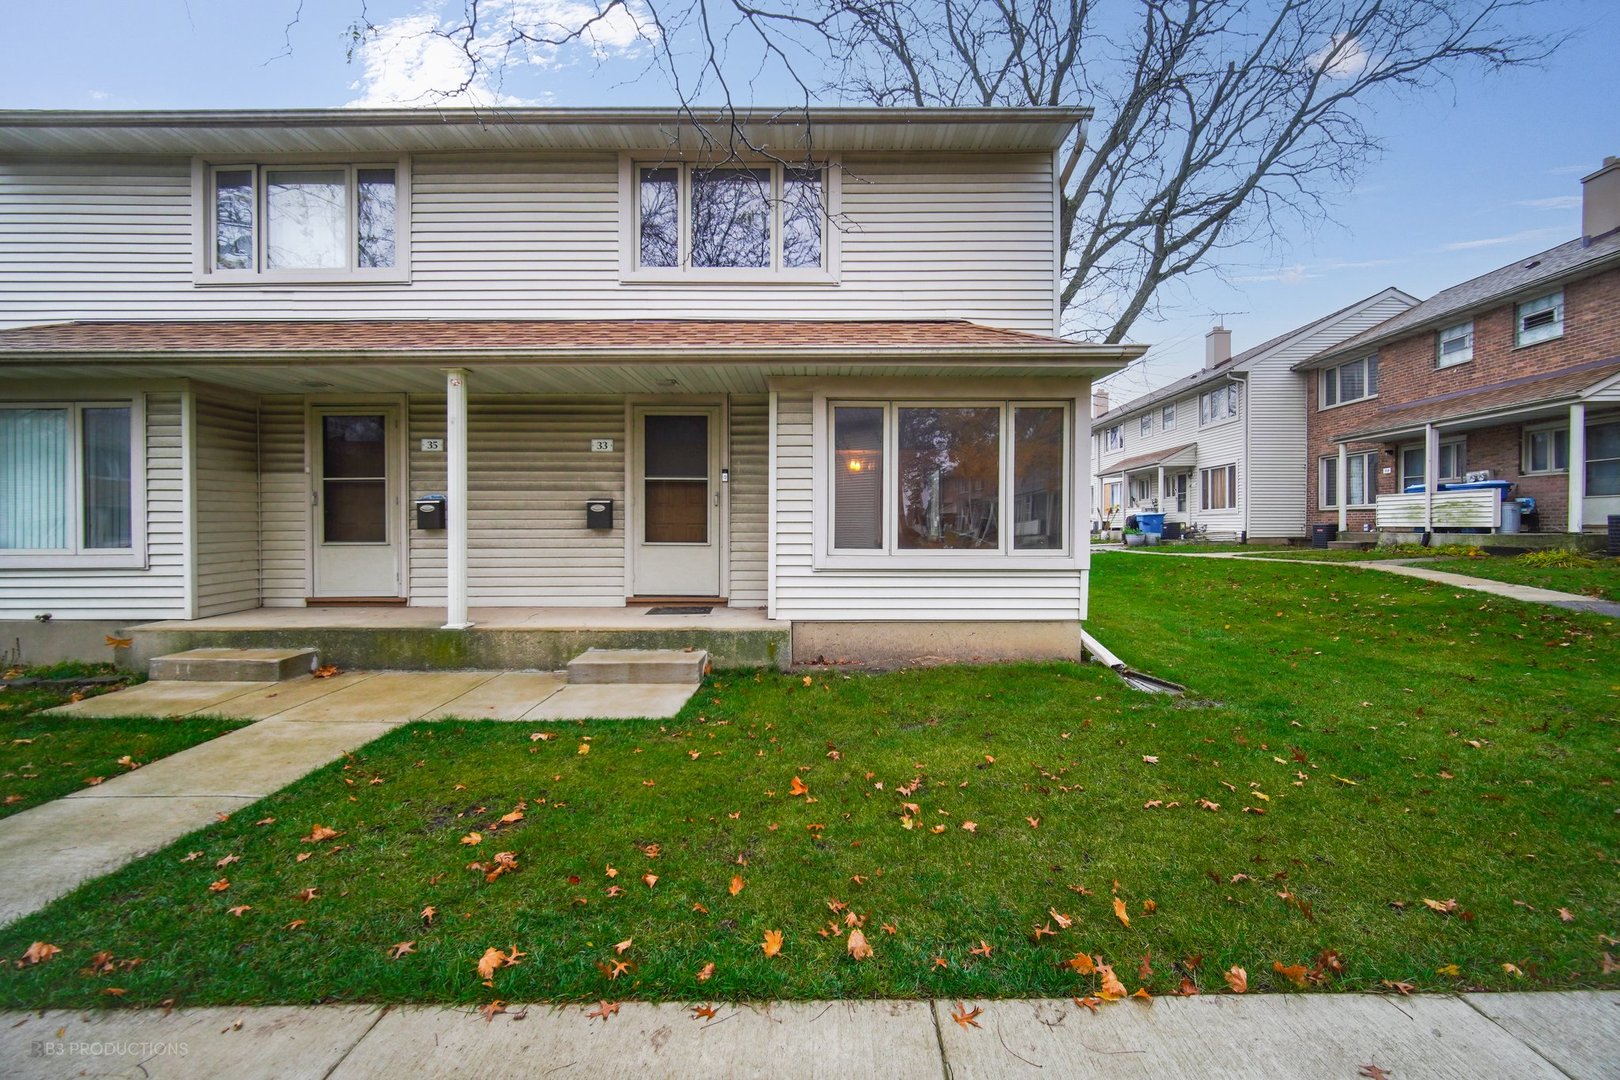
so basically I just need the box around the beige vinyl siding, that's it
[728,395,768,606]
[258,396,308,606]
[191,387,260,615]
[0,392,187,620]
[409,395,628,606]
[0,153,1056,333]
[771,393,1085,621]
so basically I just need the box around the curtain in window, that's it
[82,407,132,549]
[833,407,884,549]
[0,408,69,550]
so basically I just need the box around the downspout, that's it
[1081,628,1184,695]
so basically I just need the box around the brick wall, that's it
[1305,264,1620,531]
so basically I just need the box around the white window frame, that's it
[816,397,1075,569]
[1200,463,1238,511]
[1161,402,1176,431]
[1140,414,1153,437]
[1319,355,1379,409]
[1522,423,1570,475]
[1399,438,1467,489]
[1105,424,1124,451]
[1198,382,1241,427]
[619,155,841,283]
[192,157,412,285]
[0,398,147,569]
[1102,480,1123,518]
[1436,321,1474,367]
[1319,451,1378,510]
[1515,291,1564,347]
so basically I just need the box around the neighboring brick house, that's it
[1297,157,1620,538]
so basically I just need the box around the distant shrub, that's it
[1515,548,1600,569]
[1375,542,1487,558]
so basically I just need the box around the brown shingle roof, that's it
[0,319,1102,357]
[1333,357,1620,440]
[1100,443,1197,474]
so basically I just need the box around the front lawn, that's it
[1425,555,1620,601]
[0,664,247,820]
[0,558,1615,1009]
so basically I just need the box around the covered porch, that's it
[1098,443,1196,531]
[1329,362,1620,536]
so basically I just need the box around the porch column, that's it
[1156,465,1165,512]
[442,367,473,630]
[1569,403,1587,534]
[1423,423,1438,534]
[1336,443,1348,532]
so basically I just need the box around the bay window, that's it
[202,160,407,281]
[631,161,831,276]
[828,401,1069,557]
[0,401,142,566]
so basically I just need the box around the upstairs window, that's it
[1105,425,1124,451]
[1199,383,1241,426]
[632,162,829,276]
[1161,402,1175,430]
[1321,355,1378,408]
[1437,322,1474,367]
[1140,414,1153,437]
[204,161,407,281]
[1516,291,1564,346]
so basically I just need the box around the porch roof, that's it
[0,319,1140,394]
[1100,442,1196,476]
[1331,356,1620,442]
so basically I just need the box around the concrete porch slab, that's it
[327,1001,939,1080]
[0,1006,383,1080]
[932,993,1567,1079]
[265,672,498,723]
[45,680,273,718]
[424,671,566,719]
[521,682,696,720]
[0,794,256,924]
[62,720,399,800]
[149,646,317,682]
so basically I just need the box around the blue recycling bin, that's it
[1136,512,1166,536]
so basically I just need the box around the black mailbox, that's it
[586,498,613,530]
[415,493,447,530]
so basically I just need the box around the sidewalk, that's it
[1109,548,1620,618]
[3,992,1615,1079]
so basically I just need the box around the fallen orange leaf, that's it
[762,930,784,957]
[951,1002,983,1030]
[730,875,745,896]
[1224,966,1248,993]
[848,928,873,961]
[1113,897,1130,927]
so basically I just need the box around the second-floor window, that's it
[1105,425,1124,451]
[1516,291,1564,346]
[205,162,405,280]
[1437,322,1474,367]
[1140,414,1153,437]
[1320,355,1378,407]
[1162,402,1175,430]
[1199,383,1240,426]
[634,162,827,275]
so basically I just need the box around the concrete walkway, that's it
[1109,548,1620,617]
[3,992,1615,1079]
[0,672,697,926]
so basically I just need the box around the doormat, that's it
[647,606,713,615]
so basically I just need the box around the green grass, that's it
[0,663,245,820]
[1424,556,1620,601]
[0,559,1615,1008]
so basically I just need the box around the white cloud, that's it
[1439,226,1567,252]
[87,89,111,101]
[345,1,651,108]
[1517,195,1581,211]
[1310,34,1370,80]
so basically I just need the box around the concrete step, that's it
[150,647,318,683]
[566,648,708,685]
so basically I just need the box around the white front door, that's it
[311,407,402,598]
[1584,419,1620,527]
[632,407,722,597]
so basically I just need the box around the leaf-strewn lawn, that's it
[0,556,1615,1008]
[0,664,244,820]
[1424,555,1620,601]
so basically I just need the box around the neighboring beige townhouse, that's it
[0,107,1141,667]
[1090,288,1418,541]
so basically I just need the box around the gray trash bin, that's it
[1499,500,1521,534]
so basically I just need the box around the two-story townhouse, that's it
[0,108,1142,667]
[1090,287,1418,541]
[1299,157,1620,540]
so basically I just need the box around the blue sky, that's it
[1,0,1616,400]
